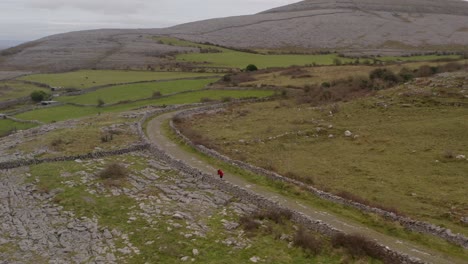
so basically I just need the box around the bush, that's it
[97,98,105,107]
[30,90,48,102]
[333,58,342,66]
[332,233,383,260]
[152,91,162,98]
[293,227,323,256]
[369,68,399,84]
[98,163,127,180]
[245,64,258,72]
[239,215,261,232]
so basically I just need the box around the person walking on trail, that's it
[217,169,224,179]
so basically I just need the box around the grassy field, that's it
[11,113,140,158]
[240,61,459,88]
[0,80,49,101]
[179,73,468,235]
[0,119,37,137]
[58,78,219,105]
[155,37,462,69]
[178,52,352,69]
[15,89,275,123]
[379,54,461,62]
[18,70,218,89]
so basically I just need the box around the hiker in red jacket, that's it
[217,169,224,179]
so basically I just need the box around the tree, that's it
[245,64,258,72]
[30,90,48,102]
[97,98,105,107]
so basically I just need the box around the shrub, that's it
[30,90,49,102]
[221,96,233,102]
[200,97,215,103]
[98,163,127,180]
[293,227,323,256]
[369,68,399,84]
[416,65,434,77]
[333,58,342,66]
[222,74,232,82]
[245,64,258,72]
[398,67,415,82]
[239,215,260,232]
[332,233,383,260]
[97,98,105,107]
[152,91,162,98]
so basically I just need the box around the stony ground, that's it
[0,147,264,263]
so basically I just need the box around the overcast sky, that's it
[0,0,299,42]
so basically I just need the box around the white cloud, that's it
[0,0,297,40]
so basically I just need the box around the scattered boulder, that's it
[344,130,353,137]
[250,256,261,263]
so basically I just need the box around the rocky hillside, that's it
[1,0,467,71]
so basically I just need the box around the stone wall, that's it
[137,106,425,264]
[0,144,149,170]
[170,105,468,249]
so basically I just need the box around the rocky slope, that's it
[1,0,467,71]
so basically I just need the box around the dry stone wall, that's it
[0,144,149,170]
[137,105,426,264]
[171,104,468,249]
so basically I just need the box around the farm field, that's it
[15,89,275,123]
[0,81,49,101]
[240,61,460,88]
[177,73,468,235]
[58,78,219,105]
[156,37,462,69]
[18,70,218,89]
[0,119,37,137]
[177,52,352,69]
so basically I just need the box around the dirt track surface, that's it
[146,110,467,264]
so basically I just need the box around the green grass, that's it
[379,55,461,62]
[0,80,49,101]
[178,52,352,69]
[163,120,468,260]
[179,79,468,236]
[11,113,139,158]
[18,70,218,89]
[0,119,37,137]
[15,89,275,123]
[156,37,461,69]
[58,78,219,105]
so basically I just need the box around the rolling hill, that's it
[0,0,467,71]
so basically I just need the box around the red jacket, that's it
[217,169,224,177]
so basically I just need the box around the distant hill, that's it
[0,40,25,50]
[1,0,467,71]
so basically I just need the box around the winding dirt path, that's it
[147,110,466,264]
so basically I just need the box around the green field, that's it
[179,75,468,234]
[156,37,462,69]
[178,52,351,69]
[0,119,37,136]
[18,70,218,89]
[0,81,49,101]
[58,78,218,105]
[15,89,275,123]
[379,54,461,62]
